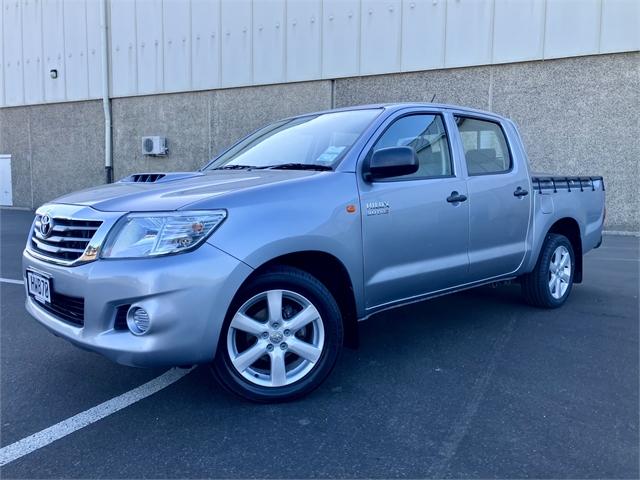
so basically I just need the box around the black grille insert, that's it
[114,305,131,330]
[32,291,84,327]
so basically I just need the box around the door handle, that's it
[446,191,468,203]
[514,186,529,197]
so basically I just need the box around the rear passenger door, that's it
[359,112,470,310]
[453,115,531,280]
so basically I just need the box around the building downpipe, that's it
[100,0,113,184]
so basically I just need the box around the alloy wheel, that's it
[226,289,325,387]
[548,245,571,299]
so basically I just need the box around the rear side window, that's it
[455,116,511,175]
[371,114,452,180]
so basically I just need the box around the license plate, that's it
[27,271,51,304]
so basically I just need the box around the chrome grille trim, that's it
[31,237,87,254]
[50,224,101,232]
[30,215,102,263]
[26,205,124,267]
[33,233,92,243]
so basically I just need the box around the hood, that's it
[51,170,322,212]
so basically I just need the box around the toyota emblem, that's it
[40,214,53,238]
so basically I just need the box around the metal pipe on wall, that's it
[100,0,113,184]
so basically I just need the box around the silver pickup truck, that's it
[23,103,605,402]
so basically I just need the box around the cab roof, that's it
[292,102,506,121]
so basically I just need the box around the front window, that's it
[204,109,381,171]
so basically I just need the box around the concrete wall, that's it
[334,52,640,232]
[1,52,638,231]
[0,101,106,208]
[112,81,332,179]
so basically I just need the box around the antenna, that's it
[430,93,436,102]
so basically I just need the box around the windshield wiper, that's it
[212,164,257,170]
[213,163,333,171]
[267,163,333,171]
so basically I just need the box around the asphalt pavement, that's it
[1,208,638,479]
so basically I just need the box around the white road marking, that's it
[590,256,640,262]
[0,277,24,285]
[0,367,194,467]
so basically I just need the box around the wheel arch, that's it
[235,251,359,349]
[545,217,583,283]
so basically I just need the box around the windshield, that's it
[204,109,381,170]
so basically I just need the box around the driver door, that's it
[359,112,470,310]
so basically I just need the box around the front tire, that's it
[521,233,575,308]
[213,266,343,402]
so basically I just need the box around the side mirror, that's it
[365,146,419,181]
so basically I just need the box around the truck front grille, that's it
[30,216,102,264]
[33,292,85,327]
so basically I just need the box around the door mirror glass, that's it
[367,146,419,180]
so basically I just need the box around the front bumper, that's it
[23,243,252,367]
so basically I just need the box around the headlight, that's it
[101,210,226,258]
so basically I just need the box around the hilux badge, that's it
[366,201,390,216]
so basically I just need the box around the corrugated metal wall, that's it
[1,0,638,107]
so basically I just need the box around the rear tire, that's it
[213,266,343,403]
[521,233,575,308]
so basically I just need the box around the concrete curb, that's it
[0,206,34,212]
[604,230,640,238]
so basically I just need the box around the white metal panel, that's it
[445,0,493,68]
[63,0,89,101]
[221,0,252,87]
[360,0,401,75]
[401,0,446,72]
[0,155,13,206]
[20,0,39,103]
[42,0,65,102]
[544,0,600,59]
[493,0,544,63]
[322,0,360,78]
[600,0,640,54]
[4,0,640,107]
[285,0,321,81]
[22,0,44,104]
[253,0,284,85]
[85,0,102,98]
[3,0,24,105]
[0,0,4,106]
[163,0,191,92]
[136,0,163,94]
[191,0,220,90]
[110,0,137,97]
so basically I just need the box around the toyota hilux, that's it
[23,103,605,402]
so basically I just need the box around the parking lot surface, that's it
[1,208,638,479]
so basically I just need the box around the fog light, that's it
[127,307,150,335]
